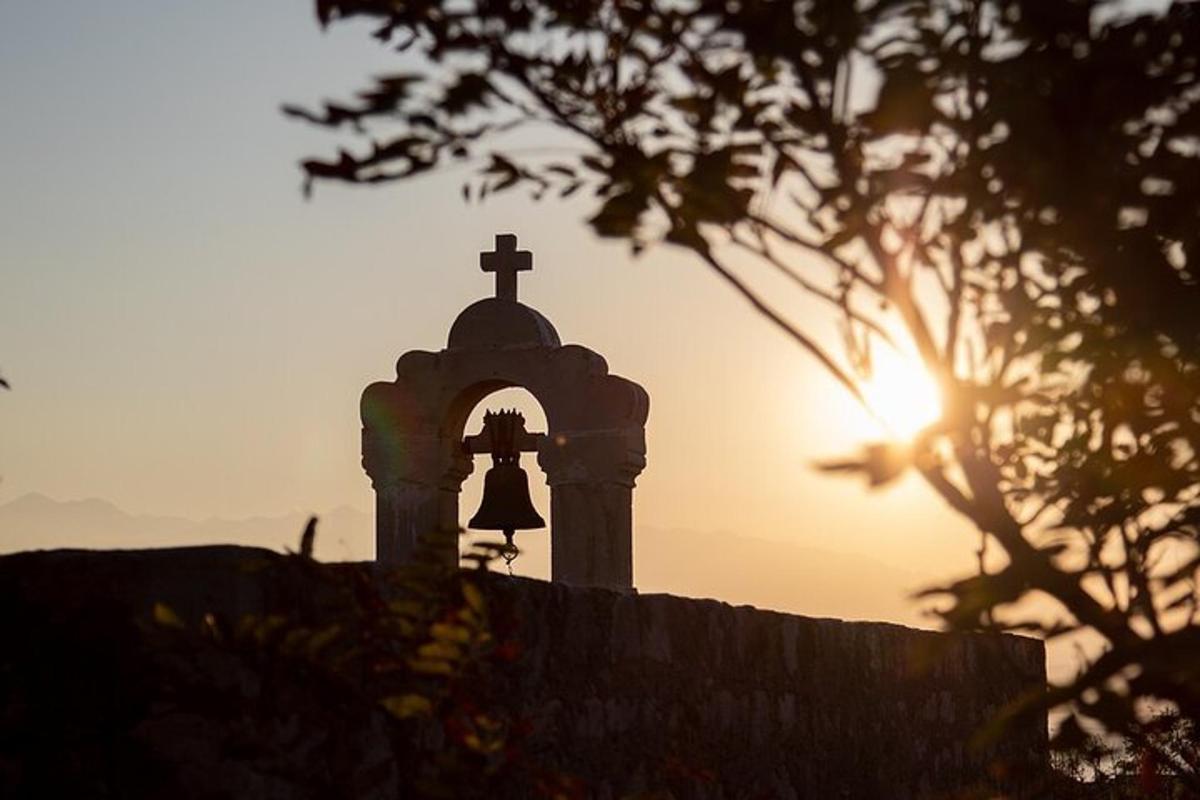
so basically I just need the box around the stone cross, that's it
[479,233,532,302]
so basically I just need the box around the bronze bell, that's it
[469,460,545,532]
[468,410,545,556]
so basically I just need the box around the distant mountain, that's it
[0,493,936,627]
[634,525,933,628]
[0,493,373,562]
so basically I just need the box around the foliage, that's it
[1052,714,1200,799]
[1,521,689,797]
[290,0,1200,787]
[148,524,565,799]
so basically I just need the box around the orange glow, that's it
[858,350,942,440]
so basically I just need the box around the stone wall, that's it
[0,546,1047,798]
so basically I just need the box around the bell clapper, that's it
[501,528,519,574]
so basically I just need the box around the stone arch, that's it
[362,295,648,590]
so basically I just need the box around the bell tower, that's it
[361,234,649,589]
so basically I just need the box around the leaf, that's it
[915,568,1030,629]
[861,60,938,135]
[417,640,462,661]
[406,113,437,128]
[441,73,493,116]
[814,442,913,487]
[462,730,505,754]
[152,602,185,629]
[299,516,317,560]
[484,153,519,176]
[587,189,649,238]
[381,693,433,719]
[431,622,471,644]
[409,658,454,676]
[306,624,341,657]
[462,581,485,614]
[253,614,289,643]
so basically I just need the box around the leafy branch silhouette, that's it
[290,0,1200,786]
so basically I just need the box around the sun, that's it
[857,350,943,440]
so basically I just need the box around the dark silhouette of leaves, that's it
[290,0,1200,781]
[299,515,317,560]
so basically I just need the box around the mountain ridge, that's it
[0,492,934,626]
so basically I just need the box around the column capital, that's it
[537,428,646,488]
[362,430,470,491]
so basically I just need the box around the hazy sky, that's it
[0,1,982,589]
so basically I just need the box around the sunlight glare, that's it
[859,351,942,440]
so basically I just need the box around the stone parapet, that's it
[0,546,1047,798]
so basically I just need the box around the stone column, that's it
[539,429,646,589]
[374,481,444,564]
[363,427,468,569]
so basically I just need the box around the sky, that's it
[0,1,984,601]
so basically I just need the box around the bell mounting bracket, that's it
[462,409,545,460]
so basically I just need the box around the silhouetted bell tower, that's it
[360,234,648,589]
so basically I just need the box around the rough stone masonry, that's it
[0,546,1047,798]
